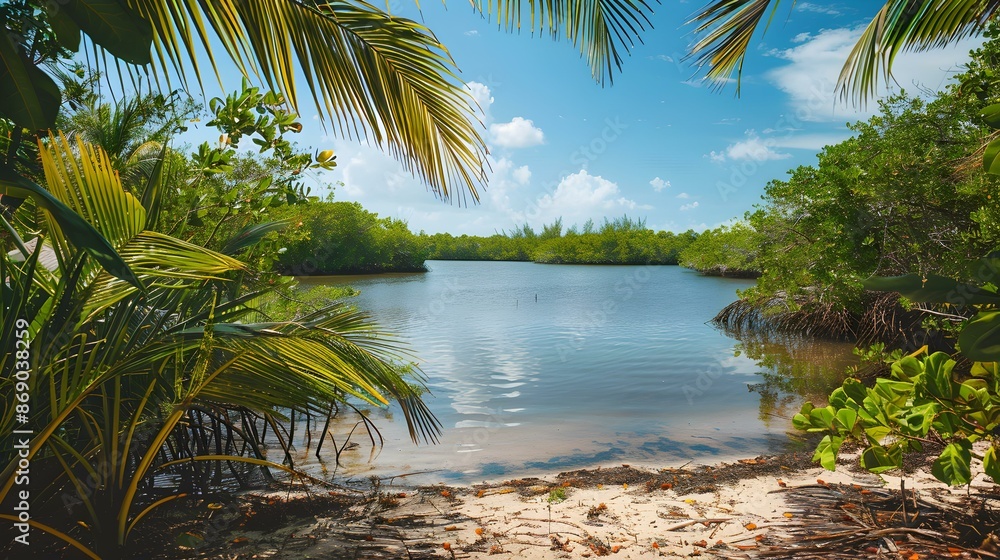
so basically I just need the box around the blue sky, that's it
[176,1,983,235]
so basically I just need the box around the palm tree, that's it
[688,0,998,101]
[0,134,438,557]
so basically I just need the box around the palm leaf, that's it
[838,0,1000,102]
[686,0,781,93]
[688,0,1000,101]
[473,0,655,84]
[118,0,488,202]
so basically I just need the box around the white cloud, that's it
[676,192,690,199]
[649,176,670,192]
[525,170,648,227]
[512,164,531,185]
[710,130,791,162]
[679,201,700,211]
[795,3,841,16]
[465,81,494,122]
[767,26,982,122]
[489,117,545,148]
[464,29,479,36]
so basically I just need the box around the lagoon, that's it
[294,261,856,483]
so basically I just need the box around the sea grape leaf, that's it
[984,446,1000,484]
[959,311,1000,362]
[921,352,955,399]
[813,435,843,471]
[932,440,972,486]
[860,445,902,473]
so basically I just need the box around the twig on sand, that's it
[661,518,732,531]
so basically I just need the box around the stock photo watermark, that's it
[11,318,33,546]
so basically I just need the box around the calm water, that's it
[294,261,856,483]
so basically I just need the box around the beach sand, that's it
[159,449,998,559]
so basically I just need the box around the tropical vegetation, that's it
[0,0,656,556]
[274,198,429,275]
[685,23,1000,487]
[680,41,1000,342]
[423,216,699,265]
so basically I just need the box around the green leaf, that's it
[970,361,999,378]
[47,7,82,51]
[864,274,1000,305]
[959,311,1000,362]
[61,0,153,65]
[985,137,1000,176]
[813,435,843,471]
[829,387,849,408]
[900,402,939,437]
[932,411,961,439]
[843,378,868,404]
[932,440,973,486]
[0,35,61,130]
[984,104,1000,128]
[834,408,858,434]
[921,352,955,399]
[891,356,923,381]
[140,143,168,230]
[809,406,836,431]
[219,221,289,256]
[864,425,891,445]
[860,445,902,474]
[984,446,1000,484]
[0,170,141,289]
[874,378,913,405]
[792,402,814,431]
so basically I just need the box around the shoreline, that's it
[147,449,998,559]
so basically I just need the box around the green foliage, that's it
[548,487,567,502]
[423,217,698,265]
[794,350,1000,486]
[274,200,429,275]
[0,134,438,558]
[158,82,335,270]
[679,221,761,277]
[256,284,360,321]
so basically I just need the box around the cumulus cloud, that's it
[525,170,648,226]
[464,29,479,36]
[490,117,545,148]
[767,26,981,122]
[710,130,791,162]
[649,177,670,192]
[512,165,531,185]
[679,201,700,211]
[465,81,494,122]
[676,192,690,199]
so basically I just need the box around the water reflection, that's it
[724,329,859,424]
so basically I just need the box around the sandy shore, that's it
[159,449,997,559]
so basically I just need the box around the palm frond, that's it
[686,0,780,93]
[688,0,1000,101]
[473,0,656,84]
[839,0,1000,102]
[38,133,146,251]
[122,0,488,202]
